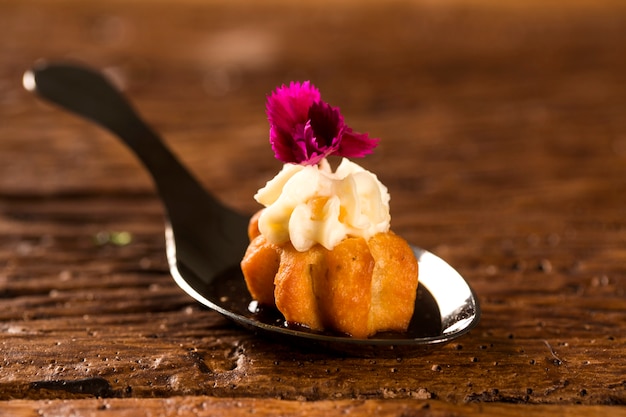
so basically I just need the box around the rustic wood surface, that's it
[1,0,626,415]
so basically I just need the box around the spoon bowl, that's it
[24,61,480,355]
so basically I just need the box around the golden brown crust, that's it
[274,244,325,331]
[319,237,374,338]
[241,210,419,338]
[367,232,418,335]
[240,234,280,306]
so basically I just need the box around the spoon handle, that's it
[24,61,249,280]
[24,62,201,201]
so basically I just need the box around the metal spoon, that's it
[24,61,480,355]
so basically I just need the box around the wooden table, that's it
[1,0,625,415]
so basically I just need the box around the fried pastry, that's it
[241,81,419,338]
[242,212,418,338]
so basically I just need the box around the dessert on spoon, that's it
[241,81,418,339]
[24,61,479,355]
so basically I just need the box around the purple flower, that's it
[266,81,378,165]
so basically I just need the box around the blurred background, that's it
[1,0,625,248]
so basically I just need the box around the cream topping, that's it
[254,158,390,251]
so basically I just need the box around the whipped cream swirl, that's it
[254,158,390,251]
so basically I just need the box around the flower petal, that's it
[268,126,293,162]
[265,80,379,164]
[308,100,344,150]
[267,81,322,163]
[266,81,319,135]
[336,128,379,158]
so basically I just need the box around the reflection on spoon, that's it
[24,61,480,355]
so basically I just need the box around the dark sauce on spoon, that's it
[205,267,442,340]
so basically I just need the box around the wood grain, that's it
[4,397,626,417]
[1,0,625,415]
